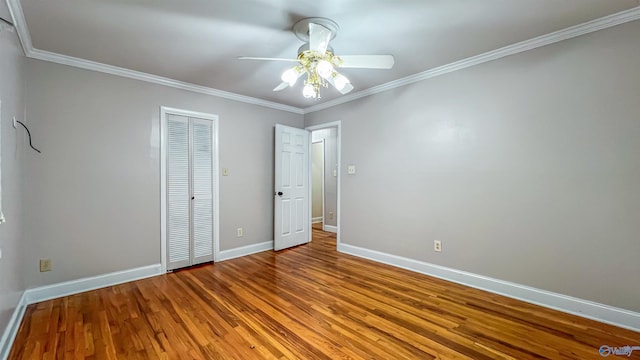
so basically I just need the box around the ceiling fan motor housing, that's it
[293,17,339,42]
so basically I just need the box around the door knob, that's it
[276,191,283,196]
[191,196,195,200]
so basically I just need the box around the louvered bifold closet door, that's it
[167,115,191,270]
[191,118,214,264]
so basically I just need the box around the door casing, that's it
[311,140,325,224]
[306,121,341,247]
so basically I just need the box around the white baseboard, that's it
[0,243,275,356]
[0,291,27,360]
[217,241,273,262]
[0,263,162,359]
[323,225,337,233]
[312,217,324,223]
[25,264,162,304]
[338,243,640,332]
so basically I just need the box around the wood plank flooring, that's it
[9,225,640,359]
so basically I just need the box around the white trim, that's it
[24,264,162,304]
[5,0,31,56]
[0,265,161,358]
[306,121,341,245]
[217,241,273,262]
[323,225,337,233]
[320,140,325,231]
[338,243,640,332]
[8,0,639,116]
[212,120,221,262]
[28,49,304,114]
[0,291,27,360]
[6,0,302,115]
[303,6,640,114]
[160,107,220,270]
[311,139,326,228]
[307,130,313,245]
[2,250,637,357]
[0,100,4,225]
[160,108,167,272]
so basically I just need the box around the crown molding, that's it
[304,6,640,114]
[5,0,32,55]
[6,0,639,116]
[4,0,304,115]
[27,49,305,114]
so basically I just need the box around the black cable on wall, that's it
[15,119,41,153]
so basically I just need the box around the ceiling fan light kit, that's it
[288,48,351,99]
[239,17,394,100]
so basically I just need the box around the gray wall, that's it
[5,11,639,326]
[312,129,338,227]
[305,20,640,312]
[0,25,26,349]
[23,59,303,287]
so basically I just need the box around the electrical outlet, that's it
[347,165,356,175]
[434,240,442,252]
[40,258,52,272]
[329,211,334,220]
[236,227,243,237]
[12,117,17,128]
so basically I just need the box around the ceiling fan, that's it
[239,17,395,99]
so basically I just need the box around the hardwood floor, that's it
[9,225,640,359]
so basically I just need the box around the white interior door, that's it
[191,118,214,265]
[165,112,216,271]
[167,115,191,270]
[274,124,310,251]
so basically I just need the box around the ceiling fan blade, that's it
[338,55,395,69]
[238,56,298,62]
[273,82,289,91]
[309,22,332,54]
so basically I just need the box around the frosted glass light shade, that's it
[333,74,350,91]
[303,83,316,98]
[281,68,299,86]
[316,60,333,79]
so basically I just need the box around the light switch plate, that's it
[222,168,229,176]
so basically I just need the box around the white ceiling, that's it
[11,0,640,109]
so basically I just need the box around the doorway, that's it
[311,140,325,225]
[306,121,341,246]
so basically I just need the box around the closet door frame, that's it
[160,106,220,273]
